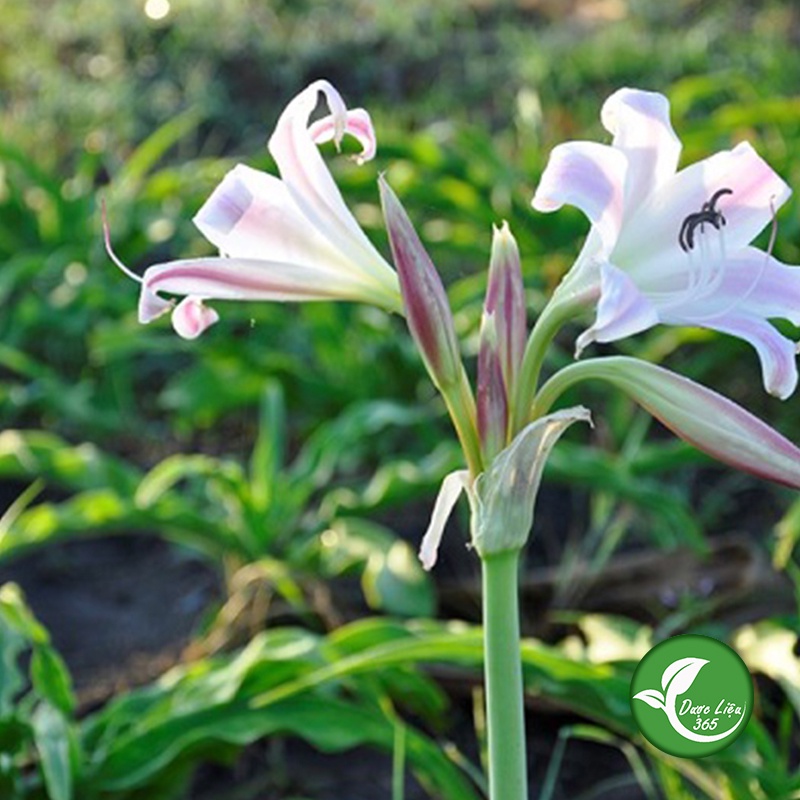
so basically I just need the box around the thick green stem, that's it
[482,549,527,800]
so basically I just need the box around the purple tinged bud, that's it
[485,222,527,392]
[573,357,800,489]
[477,313,509,462]
[379,175,462,389]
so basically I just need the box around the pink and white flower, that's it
[533,88,800,399]
[106,80,401,338]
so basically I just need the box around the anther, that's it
[678,187,733,252]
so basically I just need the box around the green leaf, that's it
[136,454,245,508]
[319,518,435,617]
[0,621,27,718]
[249,382,286,512]
[113,109,203,195]
[363,540,436,618]
[32,702,73,800]
[31,646,76,716]
[0,583,50,645]
[0,430,140,495]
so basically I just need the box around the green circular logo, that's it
[630,634,753,757]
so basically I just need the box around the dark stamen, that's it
[678,187,733,252]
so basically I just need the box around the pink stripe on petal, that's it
[171,296,219,339]
[532,141,627,257]
[379,176,462,389]
[485,222,527,387]
[141,257,363,303]
[477,314,509,462]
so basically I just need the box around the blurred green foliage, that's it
[2,0,800,797]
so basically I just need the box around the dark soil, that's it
[0,534,220,710]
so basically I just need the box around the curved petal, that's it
[308,107,376,165]
[532,141,627,257]
[138,287,173,324]
[268,80,390,273]
[139,256,376,318]
[418,470,471,570]
[171,296,219,339]
[194,164,348,267]
[704,312,798,399]
[617,142,791,271]
[601,88,681,207]
[671,247,800,325]
[576,262,660,356]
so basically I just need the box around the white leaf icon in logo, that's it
[661,657,708,698]
[632,688,665,710]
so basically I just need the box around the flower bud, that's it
[485,222,527,392]
[559,357,800,489]
[379,176,463,390]
[477,313,509,462]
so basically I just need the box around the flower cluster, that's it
[109,82,800,569]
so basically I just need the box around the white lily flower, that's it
[533,88,800,399]
[107,80,401,337]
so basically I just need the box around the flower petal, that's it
[308,107,376,165]
[477,312,509,462]
[601,88,681,207]
[532,141,628,256]
[672,246,800,325]
[171,296,219,339]
[138,287,173,324]
[617,142,791,271]
[471,407,592,557]
[576,262,660,356]
[194,164,345,265]
[268,80,390,274]
[418,469,471,570]
[139,256,376,317]
[705,312,798,399]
